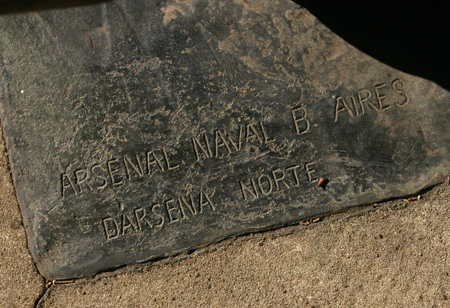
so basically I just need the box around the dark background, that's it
[293,1,450,90]
[1,0,449,90]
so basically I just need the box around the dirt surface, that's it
[2,121,450,307]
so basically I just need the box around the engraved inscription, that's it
[102,189,215,241]
[66,78,408,245]
[291,106,311,135]
[61,147,179,197]
[191,121,275,161]
[334,79,410,122]
[239,162,318,201]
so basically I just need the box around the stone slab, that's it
[1,0,450,280]
[0,114,43,308]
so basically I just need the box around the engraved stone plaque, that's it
[1,0,450,279]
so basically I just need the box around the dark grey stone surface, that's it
[1,0,450,280]
[0,0,108,14]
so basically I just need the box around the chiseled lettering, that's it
[123,154,144,180]
[258,174,273,196]
[134,207,153,230]
[151,203,165,228]
[214,130,232,158]
[358,89,379,114]
[147,151,165,175]
[305,162,318,182]
[291,106,311,135]
[240,179,259,201]
[90,164,107,189]
[224,126,243,151]
[177,195,197,217]
[61,173,77,197]
[121,213,138,235]
[286,165,301,186]
[259,121,275,142]
[199,190,215,212]
[107,158,123,186]
[62,147,183,199]
[245,123,263,147]
[334,96,354,122]
[272,168,290,191]
[165,198,181,223]
[392,79,409,107]
[239,162,320,202]
[350,95,360,117]
[75,169,93,193]
[192,135,212,161]
[374,84,390,110]
[102,217,119,241]
[162,147,179,171]
[99,187,217,241]
[333,79,410,123]
[191,121,274,162]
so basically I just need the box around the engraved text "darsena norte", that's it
[102,189,215,241]
[239,162,318,201]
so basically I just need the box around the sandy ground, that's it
[2,121,450,307]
